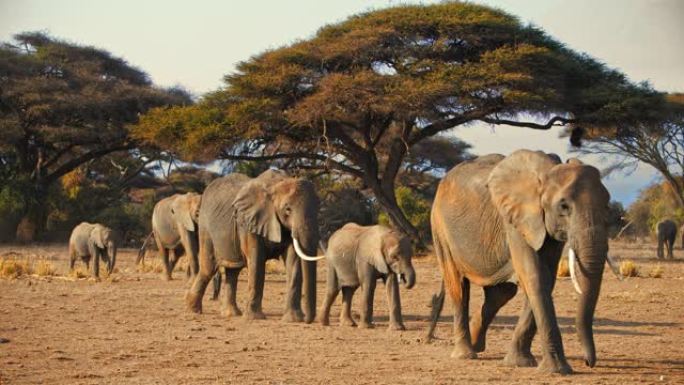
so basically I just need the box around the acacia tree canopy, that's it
[134,2,664,243]
[0,32,190,240]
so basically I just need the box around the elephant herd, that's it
[66,149,673,375]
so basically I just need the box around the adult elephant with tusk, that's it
[186,169,321,323]
[428,150,616,375]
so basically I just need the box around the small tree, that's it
[581,93,684,208]
[0,32,189,240]
[134,2,663,244]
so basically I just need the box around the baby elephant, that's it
[319,223,416,330]
[69,222,119,278]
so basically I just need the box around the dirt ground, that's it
[1,241,683,384]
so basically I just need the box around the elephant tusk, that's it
[292,237,325,261]
[568,248,583,295]
[606,254,624,281]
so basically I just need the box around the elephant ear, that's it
[172,195,195,232]
[91,225,106,248]
[232,180,282,243]
[488,150,557,251]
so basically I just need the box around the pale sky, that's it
[2,0,682,205]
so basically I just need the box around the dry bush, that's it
[648,264,664,278]
[265,259,285,275]
[557,258,569,277]
[35,260,57,276]
[69,266,89,279]
[137,258,165,274]
[619,260,640,277]
[0,258,34,278]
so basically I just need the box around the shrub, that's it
[0,258,33,278]
[619,260,639,277]
[648,264,664,278]
[35,260,56,276]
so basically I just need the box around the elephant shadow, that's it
[395,314,680,337]
[569,356,684,375]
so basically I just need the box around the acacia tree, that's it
[581,93,684,208]
[0,32,189,240]
[135,2,663,243]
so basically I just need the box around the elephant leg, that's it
[320,266,340,326]
[211,271,222,301]
[668,239,674,259]
[301,258,317,324]
[657,240,664,259]
[386,273,405,331]
[69,249,76,271]
[222,268,242,317]
[359,277,377,329]
[449,276,476,359]
[244,236,266,320]
[170,245,185,273]
[507,234,569,374]
[91,249,100,279]
[161,247,172,281]
[503,295,538,367]
[470,282,518,352]
[282,247,304,323]
[83,256,90,269]
[186,231,215,314]
[339,286,357,327]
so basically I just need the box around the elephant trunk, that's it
[295,227,319,324]
[107,242,117,274]
[572,226,608,368]
[400,262,416,289]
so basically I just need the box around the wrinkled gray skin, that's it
[69,222,119,278]
[149,193,202,280]
[430,150,611,375]
[319,223,416,330]
[186,170,320,323]
[656,219,677,259]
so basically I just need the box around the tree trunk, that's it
[15,185,48,242]
[368,180,424,248]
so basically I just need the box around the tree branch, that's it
[480,115,574,130]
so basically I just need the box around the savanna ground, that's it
[0,241,683,384]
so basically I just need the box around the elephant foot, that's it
[503,351,537,367]
[472,337,486,353]
[303,312,315,324]
[450,343,477,359]
[185,293,203,314]
[538,357,573,375]
[223,306,242,318]
[388,322,406,331]
[163,274,173,281]
[358,321,375,329]
[243,310,267,321]
[281,309,305,323]
[340,317,357,327]
[319,316,330,326]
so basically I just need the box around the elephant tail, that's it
[136,232,154,265]
[425,279,445,343]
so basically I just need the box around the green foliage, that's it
[626,179,684,236]
[606,201,627,238]
[378,186,432,243]
[0,32,189,240]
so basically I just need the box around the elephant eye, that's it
[558,199,571,216]
[283,206,292,216]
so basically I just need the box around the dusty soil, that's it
[1,241,683,384]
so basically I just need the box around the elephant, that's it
[186,169,322,323]
[656,219,677,259]
[428,150,618,374]
[319,223,416,330]
[69,222,119,278]
[148,192,202,280]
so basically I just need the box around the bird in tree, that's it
[134,2,664,244]
[0,32,190,241]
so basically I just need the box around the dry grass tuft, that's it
[137,259,165,274]
[648,264,664,278]
[69,266,89,279]
[556,258,569,277]
[619,260,640,277]
[265,259,285,275]
[35,260,57,276]
[0,258,34,278]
